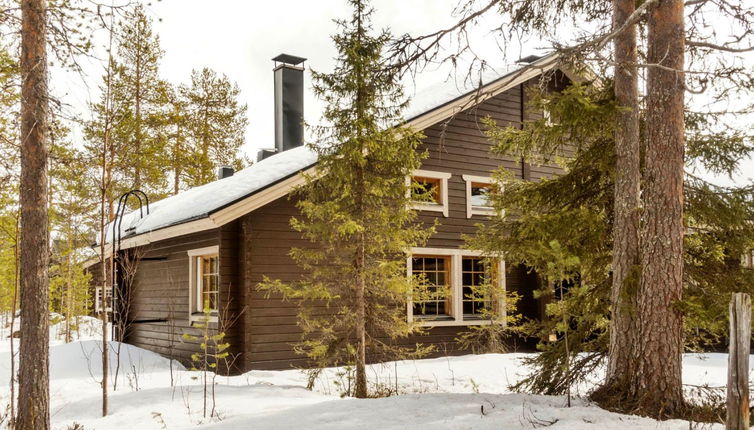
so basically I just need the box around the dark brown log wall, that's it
[121,73,570,372]
[241,81,554,370]
[123,229,222,368]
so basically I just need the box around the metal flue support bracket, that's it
[110,189,150,339]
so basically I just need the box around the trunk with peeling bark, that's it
[631,0,686,413]
[605,0,641,391]
[17,0,51,429]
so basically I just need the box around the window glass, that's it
[412,256,451,319]
[197,254,219,312]
[412,176,442,204]
[462,257,493,318]
[470,182,492,208]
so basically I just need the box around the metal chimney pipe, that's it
[272,53,306,153]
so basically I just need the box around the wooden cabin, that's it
[89,53,577,372]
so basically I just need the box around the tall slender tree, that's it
[631,0,686,410]
[603,0,641,394]
[17,0,50,428]
[112,3,168,196]
[390,0,754,415]
[260,0,432,398]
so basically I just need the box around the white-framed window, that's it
[188,246,220,321]
[743,250,754,268]
[94,285,112,314]
[462,175,496,218]
[408,170,451,217]
[407,247,505,327]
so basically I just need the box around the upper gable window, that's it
[462,175,496,218]
[409,170,451,217]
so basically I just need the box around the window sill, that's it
[189,312,218,325]
[468,207,496,218]
[411,202,448,217]
[415,318,500,327]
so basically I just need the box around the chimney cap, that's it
[517,54,543,64]
[272,53,307,66]
[217,166,235,180]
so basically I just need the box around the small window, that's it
[411,256,452,320]
[412,176,442,204]
[462,257,494,319]
[188,246,220,319]
[408,170,451,217]
[744,250,754,269]
[196,254,219,312]
[462,175,496,218]
[95,285,112,314]
[470,182,492,208]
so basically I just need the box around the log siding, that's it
[120,74,567,373]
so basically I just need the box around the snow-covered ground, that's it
[0,317,744,429]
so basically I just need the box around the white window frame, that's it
[188,245,220,323]
[94,285,112,314]
[744,250,754,268]
[408,170,451,217]
[462,174,496,218]
[407,247,506,327]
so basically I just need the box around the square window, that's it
[470,182,492,208]
[462,175,496,218]
[412,176,442,205]
[408,171,451,217]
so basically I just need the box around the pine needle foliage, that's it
[258,0,433,398]
[468,79,754,395]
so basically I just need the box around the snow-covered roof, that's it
[403,65,518,122]
[101,145,317,244]
[103,55,559,245]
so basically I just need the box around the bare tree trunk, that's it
[604,0,641,390]
[631,0,686,413]
[354,231,367,399]
[17,0,50,428]
[352,8,368,400]
[9,213,20,427]
[65,235,73,343]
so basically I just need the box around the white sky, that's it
[55,0,752,186]
[59,0,546,156]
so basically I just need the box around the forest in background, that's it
[0,3,249,330]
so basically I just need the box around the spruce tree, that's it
[111,3,169,197]
[259,0,432,398]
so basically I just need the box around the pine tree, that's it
[631,0,686,411]
[111,3,169,197]
[259,0,432,398]
[389,0,754,415]
[48,137,94,341]
[471,81,754,403]
[604,0,641,395]
[17,0,51,427]
[165,86,189,194]
[179,67,248,188]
